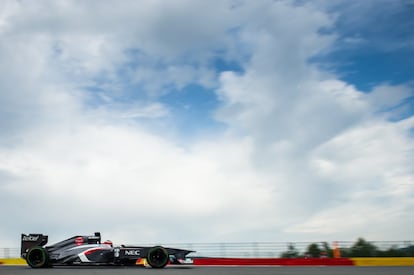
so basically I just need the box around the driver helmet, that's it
[103,240,113,247]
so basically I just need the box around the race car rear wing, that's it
[21,234,48,258]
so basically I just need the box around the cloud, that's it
[212,0,414,240]
[365,84,412,112]
[0,119,273,243]
[0,0,413,248]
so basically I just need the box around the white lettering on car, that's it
[22,236,40,241]
[125,250,140,256]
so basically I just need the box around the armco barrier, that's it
[352,257,414,266]
[193,258,354,266]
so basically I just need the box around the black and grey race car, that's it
[21,232,194,268]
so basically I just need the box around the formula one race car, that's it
[21,232,194,268]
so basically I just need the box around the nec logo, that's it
[22,236,39,242]
[124,250,140,256]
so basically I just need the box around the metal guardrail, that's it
[0,248,20,258]
[154,241,414,258]
[2,241,413,259]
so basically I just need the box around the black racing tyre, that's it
[147,246,169,268]
[26,246,49,268]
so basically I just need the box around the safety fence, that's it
[2,240,413,259]
[134,240,414,258]
[0,248,19,258]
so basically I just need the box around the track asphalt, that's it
[2,266,414,275]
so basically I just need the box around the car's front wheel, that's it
[147,246,169,268]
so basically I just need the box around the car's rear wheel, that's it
[147,246,169,268]
[26,246,49,268]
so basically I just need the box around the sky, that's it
[0,0,413,247]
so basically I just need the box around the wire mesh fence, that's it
[2,241,413,258]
